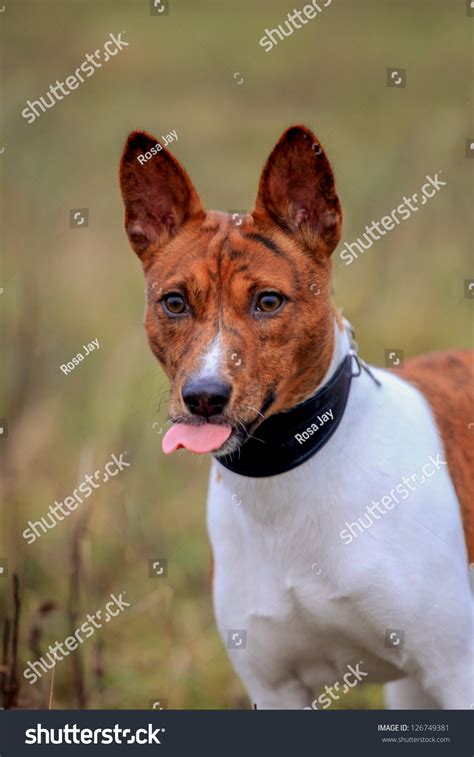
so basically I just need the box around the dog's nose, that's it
[182,379,232,418]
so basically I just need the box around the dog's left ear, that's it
[253,125,342,256]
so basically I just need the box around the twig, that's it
[68,518,88,709]
[1,618,10,708]
[10,575,21,707]
[48,667,55,710]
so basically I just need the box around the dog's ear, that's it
[119,130,204,265]
[253,125,342,256]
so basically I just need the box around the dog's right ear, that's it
[119,131,204,266]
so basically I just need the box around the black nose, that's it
[182,379,231,418]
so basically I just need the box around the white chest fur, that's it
[206,339,473,709]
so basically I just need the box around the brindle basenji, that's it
[119,125,473,709]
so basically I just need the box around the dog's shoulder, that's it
[399,350,474,563]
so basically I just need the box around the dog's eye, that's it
[162,293,187,316]
[255,292,284,313]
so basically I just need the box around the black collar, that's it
[216,353,358,478]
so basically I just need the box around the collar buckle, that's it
[349,349,382,388]
[349,349,362,377]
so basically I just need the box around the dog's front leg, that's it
[422,663,474,710]
[229,663,313,710]
[383,593,473,709]
[385,677,441,709]
[408,592,473,709]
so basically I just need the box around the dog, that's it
[119,124,473,709]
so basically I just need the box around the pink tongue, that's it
[162,423,232,455]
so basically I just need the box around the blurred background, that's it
[0,0,472,709]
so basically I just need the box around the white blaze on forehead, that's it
[198,334,224,378]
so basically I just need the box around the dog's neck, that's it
[307,316,353,401]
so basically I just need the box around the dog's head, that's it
[119,125,342,455]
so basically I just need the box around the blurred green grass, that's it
[0,0,471,709]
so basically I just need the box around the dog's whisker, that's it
[245,405,265,420]
[236,420,266,446]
